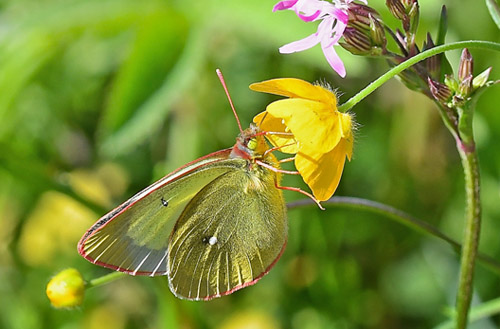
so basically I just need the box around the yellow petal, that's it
[295,140,350,201]
[339,112,354,160]
[250,78,336,107]
[266,98,341,154]
[339,112,352,138]
[253,111,299,154]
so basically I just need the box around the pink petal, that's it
[331,7,348,24]
[329,15,347,43]
[321,43,346,77]
[316,17,334,42]
[279,33,320,53]
[273,0,299,12]
[294,0,323,14]
[298,10,321,22]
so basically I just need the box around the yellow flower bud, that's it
[46,268,85,308]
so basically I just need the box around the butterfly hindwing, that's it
[167,164,287,300]
[78,149,246,276]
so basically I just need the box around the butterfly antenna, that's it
[216,68,243,134]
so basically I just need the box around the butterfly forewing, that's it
[167,166,287,300]
[78,149,246,276]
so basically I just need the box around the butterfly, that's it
[78,71,288,301]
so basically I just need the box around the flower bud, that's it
[348,2,380,31]
[341,27,372,55]
[386,0,419,32]
[342,3,386,56]
[408,2,420,34]
[472,67,492,89]
[46,268,85,308]
[369,14,387,49]
[428,78,452,103]
[458,49,473,82]
[386,0,406,21]
[422,33,441,80]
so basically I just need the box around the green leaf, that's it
[486,0,500,29]
[99,27,206,157]
[99,7,188,138]
[0,0,166,139]
[436,6,453,79]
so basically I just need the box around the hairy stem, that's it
[455,148,481,329]
[338,40,500,112]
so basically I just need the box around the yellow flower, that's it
[251,78,353,201]
[46,268,85,308]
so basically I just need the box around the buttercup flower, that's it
[251,78,353,201]
[273,0,367,77]
[46,268,85,308]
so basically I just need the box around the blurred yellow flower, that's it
[251,78,353,201]
[18,191,96,266]
[46,268,85,308]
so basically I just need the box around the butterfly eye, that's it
[247,137,257,151]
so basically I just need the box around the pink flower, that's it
[274,0,366,77]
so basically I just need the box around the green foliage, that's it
[1,0,499,328]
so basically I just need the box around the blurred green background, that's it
[1,0,499,328]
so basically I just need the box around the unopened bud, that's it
[408,2,420,34]
[472,67,492,89]
[386,0,419,32]
[386,0,406,21]
[402,0,418,6]
[369,14,387,49]
[341,27,372,55]
[348,3,381,31]
[422,33,440,79]
[458,49,474,82]
[46,268,85,308]
[428,78,452,103]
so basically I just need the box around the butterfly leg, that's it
[255,159,300,175]
[274,181,325,210]
[262,141,296,157]
[255,159,324,210]
[278,157,295,164]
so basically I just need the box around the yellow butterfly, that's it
[78,71,289,300]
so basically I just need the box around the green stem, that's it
[435,296,500,329]
[287,197,498,275]
[338,40,500,112]
[86,271,128,289]
[455,149,482,329]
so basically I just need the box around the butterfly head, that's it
[230,123,268,160]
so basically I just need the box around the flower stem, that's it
[435,295,500,329]
[455,148,481,329]
[86,271,128,289]
[338,40,500,112]
[287,197,498,275]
